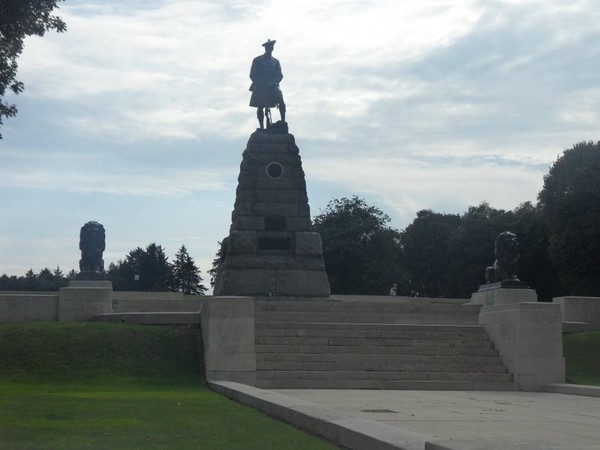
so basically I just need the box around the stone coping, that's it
[91,312,200,325]
[544,383,600,398]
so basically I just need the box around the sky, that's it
[1,0,599,284]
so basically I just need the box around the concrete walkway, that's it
[210,381,600,450]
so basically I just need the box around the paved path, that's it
[273,388,600,450]
[210,381,600,449]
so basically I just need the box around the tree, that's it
[108,243,174,291]
[399,209,461,297]
[172,245,207,295]
[208,241,224,289]
[538,141,600,295]
[313,196,404,294]
[444,202,510,297]
[398,202,559,300]
[1,0,66,137]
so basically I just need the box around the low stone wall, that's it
[112,291,208,313]
[553,296,600,331]
[0,289,209,322]
[0,293,59,321]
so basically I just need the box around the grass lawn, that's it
[563,330,600,386]
[0,323,337,450]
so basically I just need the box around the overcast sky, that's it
[1,0,599,283]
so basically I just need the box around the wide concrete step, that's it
[256,360,508,373]
[256,327,488,340]
[255,344,499,356]
[255,378,518,390]
[257,322,485,333]
[255,336,492,347]
[255,300,480,314]
[256,370,513,382]
[255,312,479,325]
[255,300,481,326]
[256,353,504,366]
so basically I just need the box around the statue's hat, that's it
[262,39,276,47]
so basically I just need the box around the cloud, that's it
[3,0,600,276]
[305,154,546,226]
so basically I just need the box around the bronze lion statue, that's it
[79,221,106,278]
[485,231,520,283]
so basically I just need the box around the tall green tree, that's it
[506,202,560,302]
[172,245,206,295]
[0,0,66,137]
[444,202,510,297]
[313,196,404,295]
[538,141,600,295]
[108,243,174,291]
[399,209,461,297]
[399,202,558,300]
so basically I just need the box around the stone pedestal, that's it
[201,297,256,384]
[471,285,537,306]
[479,302,565,391]
[213,131,330,297]
[58,280,113,322]
[474,287,565,391]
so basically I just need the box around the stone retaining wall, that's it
[0,289,208,322]
[0,293,59,321]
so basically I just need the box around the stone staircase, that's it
[254,298,517,390]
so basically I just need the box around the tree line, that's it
[3,141,598,300]
[0,244,207,295]
[312,141,600,301]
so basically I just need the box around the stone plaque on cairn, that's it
[213,131,331,297]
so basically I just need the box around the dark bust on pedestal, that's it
[77,221,107,281]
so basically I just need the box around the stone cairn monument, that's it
[213,132,330,297]
[213,40,330,297]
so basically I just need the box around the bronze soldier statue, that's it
[249,39,286,129]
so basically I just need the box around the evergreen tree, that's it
[172,245,206,295]
[107,244,174,291]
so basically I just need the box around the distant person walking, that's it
[389,283,398,296]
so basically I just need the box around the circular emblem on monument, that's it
[265,162,284,179]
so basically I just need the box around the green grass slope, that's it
[0,323,336,450]
[564,330,600,386]
[0,322,201,385]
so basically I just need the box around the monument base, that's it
[58,280,113,322]
[471,286,537,306]
[76,272,107,281]
[478,280,529,291]
[213,131,330,297]
[215,267,330,297]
